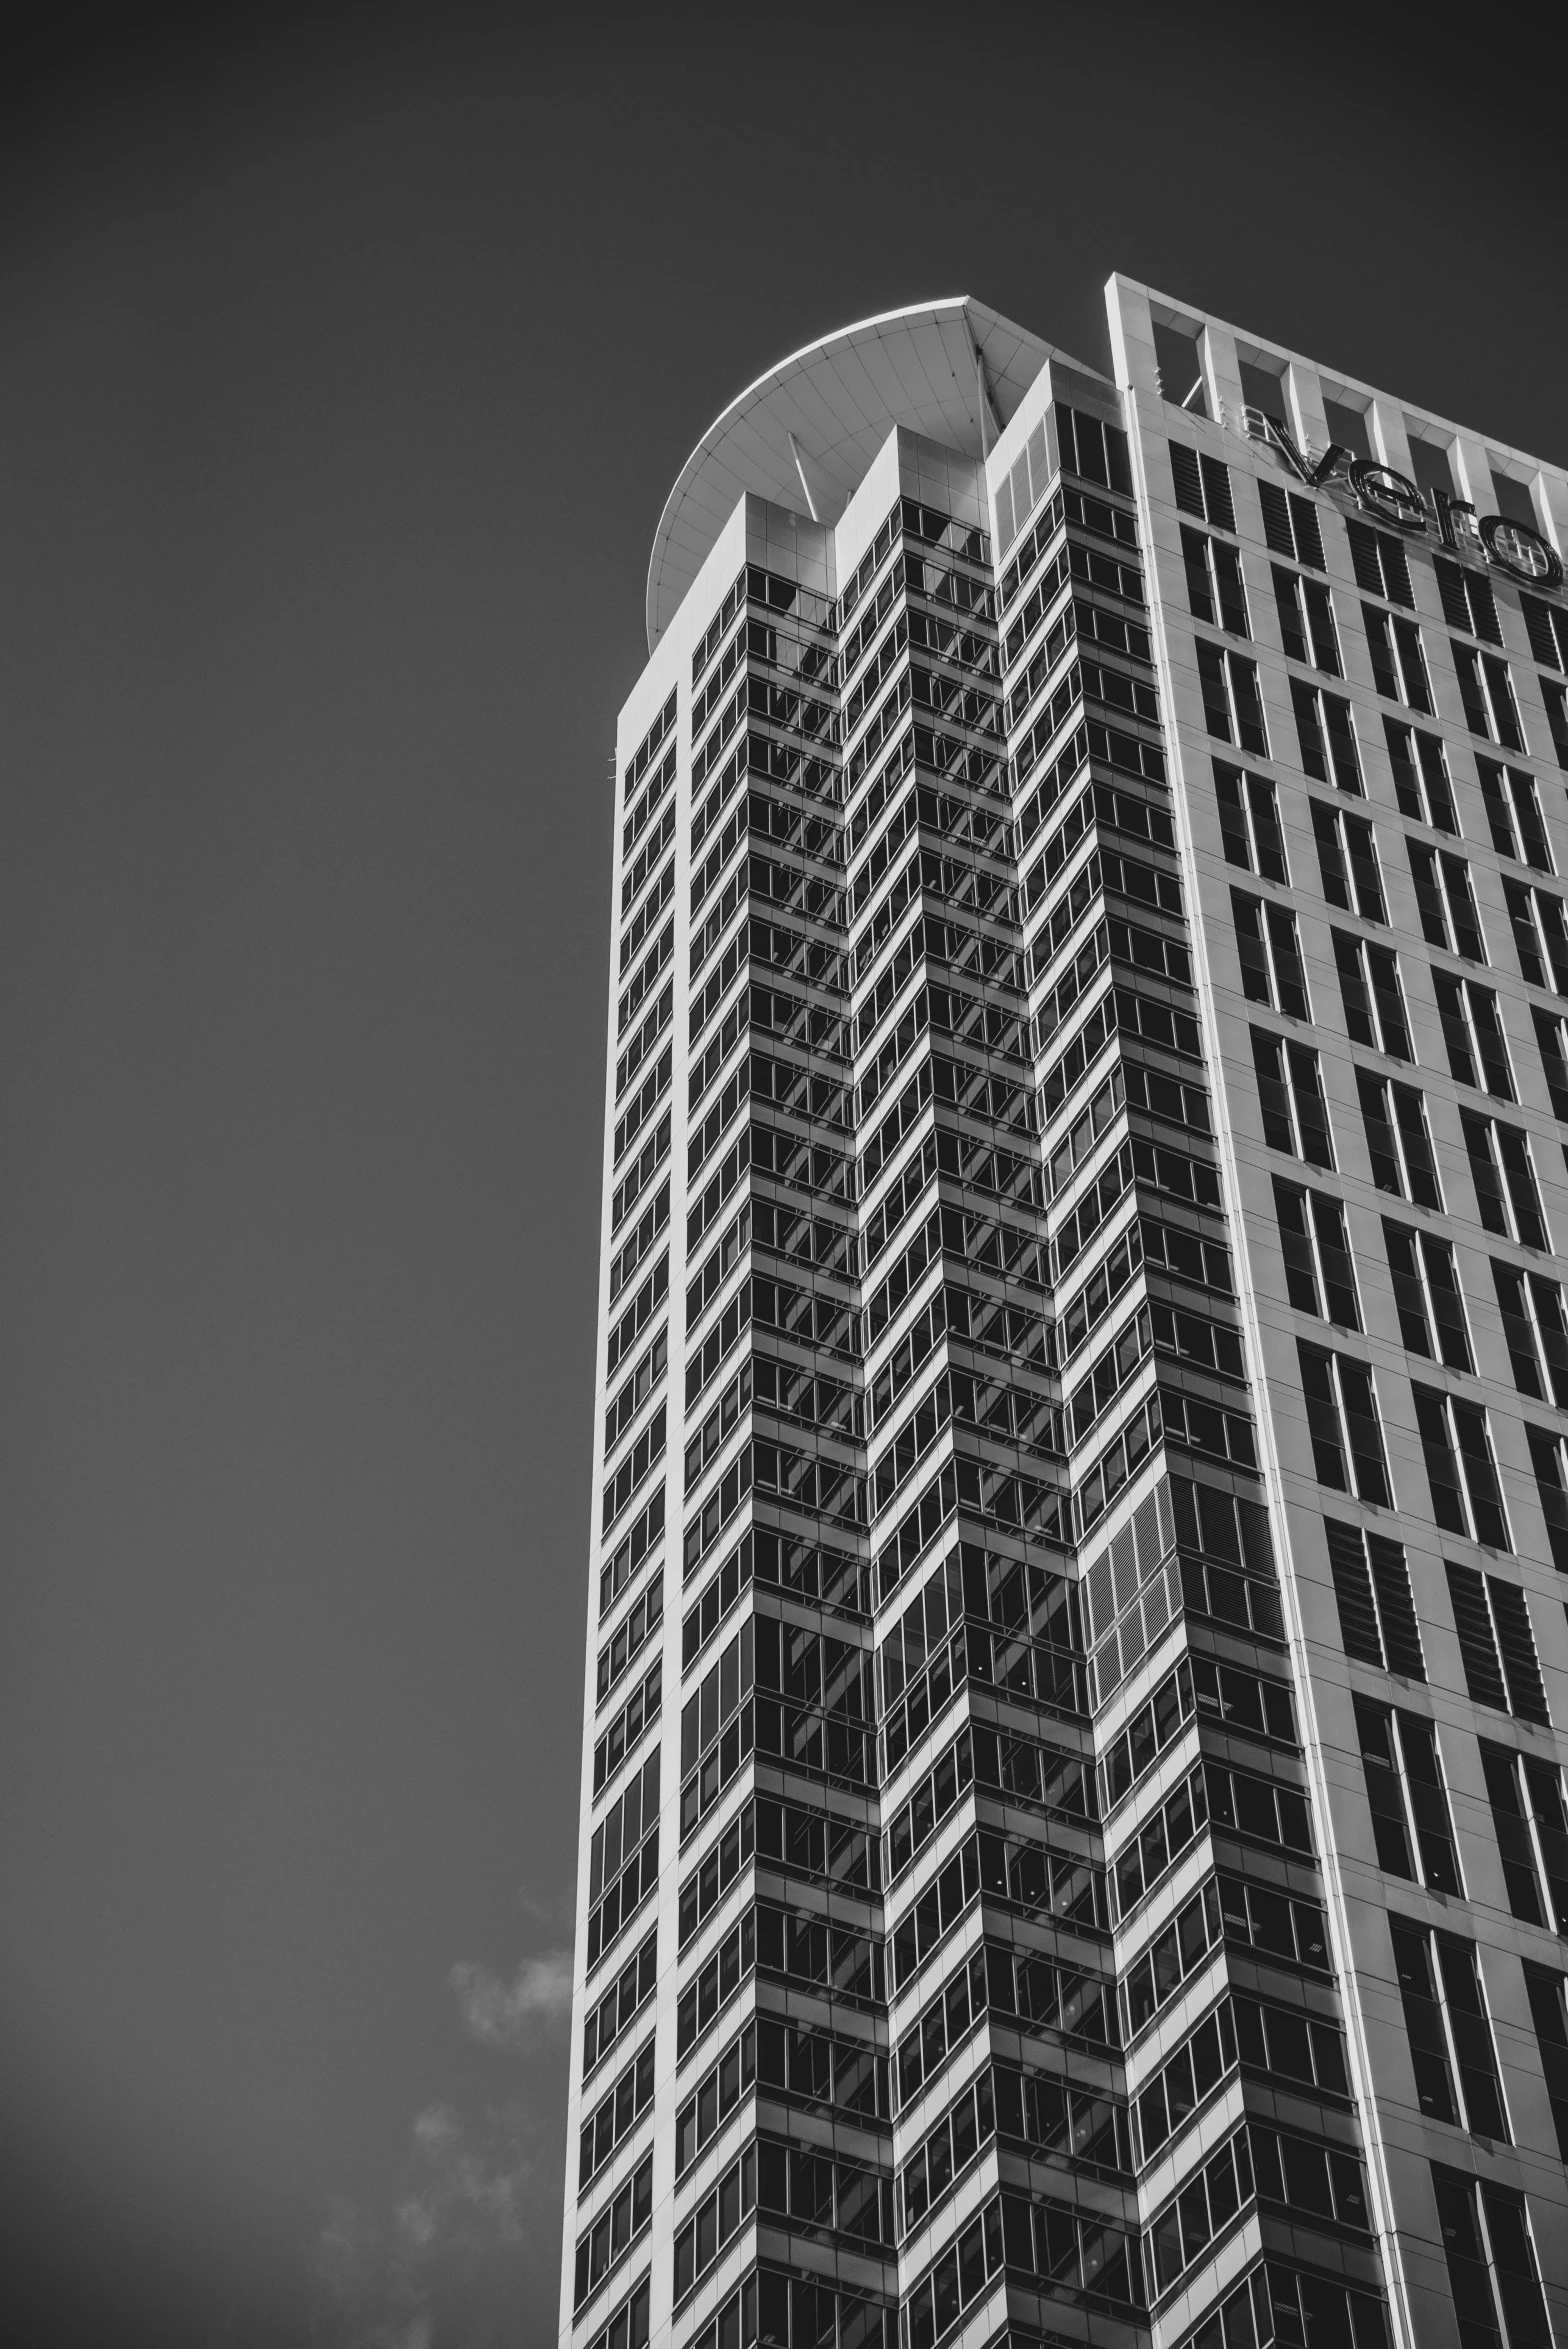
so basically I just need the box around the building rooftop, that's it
[645,297,1079,652]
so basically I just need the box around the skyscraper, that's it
[561,279,1568,2349]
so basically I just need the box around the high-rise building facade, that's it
[560,280,1568,2349]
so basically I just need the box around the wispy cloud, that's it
[394,2104,527,2254]
[448,1949,573,2051]
[314,2099,558,2349]
[513,1886,574,1932]
[313,1928,572,2344]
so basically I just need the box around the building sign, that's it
[1240,406,1564,594]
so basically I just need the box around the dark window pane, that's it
[1414,1389,1468,1536]
[1267,903,1311,1019]
[1358,1073,1401,1195]
[1393,1084,1442,1209]
[1492,1262,1544,1397]
[1311,1192,1361,1327]
[1252,1028,1294,1154]
[1368,1534,1425,1678]
[1273,1178,1321,1314]
[1325,1518,1383,1666]
[1422,1236,1473,1373]
[1214,764,1250,869]
[1181,527,1215,624]
[1445,1560,1506,1712]
[1298,1342,1347,1489]
[1382,1220,1432,1355]
[1288,1043,1335,1169]
[1232,890,1272,1004]
[1274,567,1307,660]
[1337,1355,1390,1506]
[1313,800,1350,906]
[1248,773,1288,882]
[1335,933,1376,1047]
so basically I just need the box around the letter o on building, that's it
[1479,511,1565,590]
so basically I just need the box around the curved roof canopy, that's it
[646,297,1066,652]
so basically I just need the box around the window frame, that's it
[1196,638,1268,755]
[1313,799,1386,921]
[1232,888,1311,1019]
[1389,1918,1510,2141]
[1382,1219,1472,1371]
[1253,1027,1335,1168]
[1357,1070,1443,1208]
[1353,1693,1463,1894]
[1334,930,1410,1058]
[1274,1176,1361,1328]
[1297,1338,1391,1504]
[1214,761,1288,882]
[1412,1385,1513,1549]
[1481,1736,1568,1934]
[1291,677,1362,790]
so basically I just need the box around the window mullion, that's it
[1393,1107,1416,1204]
[1471,2177,1522,2347]
[1463,986,1486,1087]
[1243,794,1262,874]
[1390,1718,1425,1887]
[1308,1215,1332,1323]
[1526,1782,1561,1935]
[1415,1242,1444,1362]
[1428,1930,1475,2135]
[1448,1396,1475,1539]
[1355,941,1381,1052]
[1452,1404,1483,1539]
[1330,1356,1354,1488]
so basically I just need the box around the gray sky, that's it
[0,4,1561,2344]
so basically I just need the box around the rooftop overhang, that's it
[645,297,1066,652]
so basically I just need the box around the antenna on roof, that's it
[787,432,819,524]
[968,321,1002,458]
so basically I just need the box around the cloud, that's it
[312,1936,573,2343]
[513,1886,574,1932]
[393,2105,527,2256]
[448,1949,573,2051]
[314,2100,559,2349]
